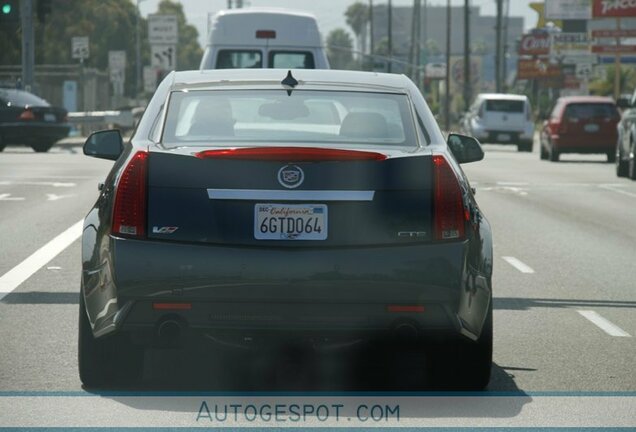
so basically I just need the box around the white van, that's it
[200,8,330,70]
[461,93,534,152]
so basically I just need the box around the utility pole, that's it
[20,0,35,92]
[387,0,393,73]
[414,0,422,86]
[409,0,420,80]
[445,0,451,132]
[463,0,471,111]
[369,0,374,57]
[495,0,503,92]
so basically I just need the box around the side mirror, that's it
[83,129,123,161]
[447,133,484,164]
[616,97,631,109]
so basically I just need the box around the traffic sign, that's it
[71,36,89,60]
[151,45,177,70]
[148,14,178,45]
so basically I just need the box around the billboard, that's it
[517,59,562,80]
[592,0,636,17]
[545,0,592,19]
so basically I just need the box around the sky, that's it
[139,0,537,48]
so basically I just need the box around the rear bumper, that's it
[551,134,617,152]
[0,123,70,145]
[103,237,480,341]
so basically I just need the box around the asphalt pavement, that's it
[0,139,634,426]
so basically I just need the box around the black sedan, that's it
[79,69,493,390]
[0,87,70,152]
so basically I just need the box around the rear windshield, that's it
[0,89,49,107]
[161,90,419,148]
[269,51,315,69]
[485,99,525,113]
[564,103,618,119]
[215,50,262,69]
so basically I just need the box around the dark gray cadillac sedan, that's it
[79,69,493,389]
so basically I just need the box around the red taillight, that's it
[195,147,387,161]
[256,30,276,39]
[19,109,35,121]
[153,302,192,311]
[432,155,466,241]
[112,151,148,238]
[387,305,425,313]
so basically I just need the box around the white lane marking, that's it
[0,220,83,301]
[0,193,25,201]
[599,184,636,199]
[46,193,76,201]
[502,256,535,274]
[481,186,528,196]
[578,310,631,337]
[0,181,76,188]
[497,181,529,186]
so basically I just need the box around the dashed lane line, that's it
[502,256,535,274]
[0,220,83,302]
[577,310,631,337]
[598,184,636,199]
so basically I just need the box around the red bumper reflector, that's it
[195,147,387,161]
[153,303,192,311]
[387,305,425,313]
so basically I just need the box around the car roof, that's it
[213,7,317,19]
[476,93,529,101]
[558,96,615,104]
[168,69,413,93]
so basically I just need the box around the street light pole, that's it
[444,0,451,132]
[135,0,146,103]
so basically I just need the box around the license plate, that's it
[497,133,511,141]
[44,113,56,122]
[584,124,599,133]
[254,204,327,240]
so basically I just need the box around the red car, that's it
[540,96,620,162]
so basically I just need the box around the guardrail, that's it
[67,110,135,136]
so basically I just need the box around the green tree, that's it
[0,0,147,97]
[589,65,636,97]
[326,28,354,70]
[345,2,369,55]
[156,0,202,71]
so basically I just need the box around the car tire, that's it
[606,151,616,163]
[549,145,559,162]
[616,145,628,177]
[629,152,636,181]
[0,135,5,152]
[31,142,54,153]
[518,141,533,152]
[78,292,144,388]
[433,301,493,390]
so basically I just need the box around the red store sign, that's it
[518,33,551,56]
[593,0,636,18]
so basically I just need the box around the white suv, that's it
[462,94,534,152]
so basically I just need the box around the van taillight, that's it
[432,155,466,241]
[112,151,148,238]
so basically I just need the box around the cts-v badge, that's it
[152,226,179,234]
[278,165,305,189]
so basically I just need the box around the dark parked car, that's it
[79,69,493,390]
[540,96,620,162]
[0,87,70,152]
[616,89,636,179]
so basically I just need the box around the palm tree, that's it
[327,28,355,69]
[345,2,369,57]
